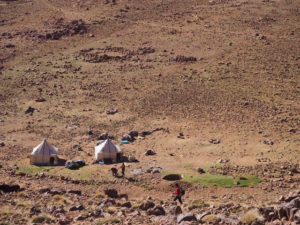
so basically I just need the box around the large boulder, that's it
[177,213,197,223]
[0,184,21,193]
[168,205,182,215]
[139,201,155,210]
[69,205,84,211]
[196,212,211,221]
[121,201,132,208]
[294,210,300,221]
[147,206,165,216]
[67,189,82,195]
[128,131,138,137]
[104,189,118,198]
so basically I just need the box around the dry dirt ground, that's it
[0,0,299,224]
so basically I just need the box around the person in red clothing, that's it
[111,166,118,177]
[173,183,183,204]
[120,162,125,177]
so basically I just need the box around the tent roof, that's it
[94,139,121,155]
[31,140,58,155]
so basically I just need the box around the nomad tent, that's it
[30,140,59,165]
[94,139,122,163]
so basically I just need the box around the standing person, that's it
[120,162,125,176]
[111,165,118,177]
[173,183,183,204]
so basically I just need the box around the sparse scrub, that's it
[95,192,105,198]
[17,192,28,198]
[52,195,71,205]
[240,209,264,224]
[97,218,120,224]
[104,206,117,214]
[140,180,153,191]
[32,215,51,224]
[201,214,220,223]
[188,199,209,210]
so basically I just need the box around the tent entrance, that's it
[117,153,121,162]
[50,157,55,165]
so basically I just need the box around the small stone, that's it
[209,138,221,144]
[106,108,118,115]
[69,205,84,211]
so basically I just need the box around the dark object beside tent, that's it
[66,160,86,170]
[163,174,182,181]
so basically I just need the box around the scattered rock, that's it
[168,205,182,215]
[121,201,132,208]
[39,187,50,194]
[147,206,165,216]
[42,19,87,40]
[29,206,41,216]
[99,199,116,207]
[0,184,21,193]
[140,131,151,137]
[25,106,35,115]
[289,128,297,133]
[67,189,82,195]
[104,189,118,198]
[177,213,197,223]
[72,144,82,151]
[263,140,274,145]
[87,129,94,136]
[35,98,46,102]
[93,206,103,216]
[217,159,230,164]
[177,132,184,139]
[5,44,15,48]
[196,211,211,220]
[209,138,221,144]
[74,214,87,221]
[106,108,118,115]
[174,55,197,63]
[50,188,66,195]
[139,201,155,210]
[69,205,84,211]
[146,166,162,174]
[145,149,156,156]
[129,131,139,137]
[0,142,5,147]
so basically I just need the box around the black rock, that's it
[0,184,21,193]
[25,106,35,115]
[104,189,118,198]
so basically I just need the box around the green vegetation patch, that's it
[18,166,52,175]
[183,163,193,169]
[183,174,260,187]
[140,180,153,191]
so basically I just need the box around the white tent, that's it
[94,139,122,162]
[30,140,59,165]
